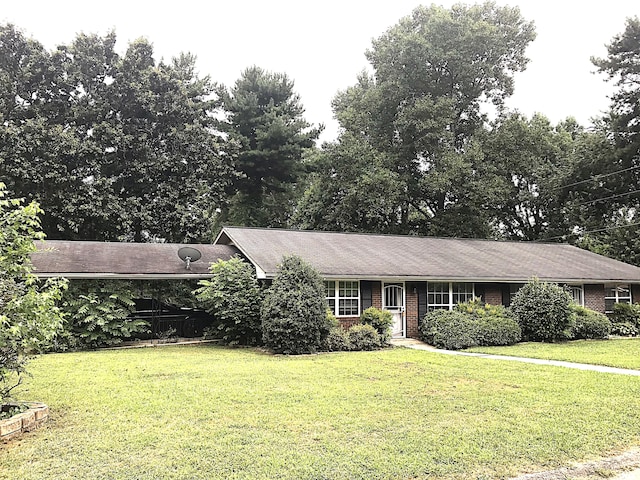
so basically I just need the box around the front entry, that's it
[383,283,405,338]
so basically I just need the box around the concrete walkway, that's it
[389,338,640,376]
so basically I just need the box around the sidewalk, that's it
[389,338,640,376]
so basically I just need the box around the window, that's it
[324,280,360,317]
[569,285,584,306]
[427,282,474,311]
[605,284,632,313]
[509,284,524,305]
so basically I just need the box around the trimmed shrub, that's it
[475,315,522,346]
[420,310,479,350]
[610,303,640,329]
[324,327,351,352]
[455,298,521,346]
[510,278,572,342]
[261,255,330,354]
[347,324,381,351]
[569,304,611,340]
[195,257,263,346]
[360,307,393,344]
[610,322,639,337]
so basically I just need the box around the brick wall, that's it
[372,281,382,309]
[483,283,503,306]
[584,284,605,313]
[338,317,360,329]
[406,288,419,338]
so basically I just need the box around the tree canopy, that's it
[0,25,231,242]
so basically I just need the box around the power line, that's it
[535,220,640,242]
[552,164,640,191]
[573,188,640,207]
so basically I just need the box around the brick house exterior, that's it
[31,228,640,341]
[215,227,640,339]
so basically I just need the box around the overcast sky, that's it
[2,1,638,143]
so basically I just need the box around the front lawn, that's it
[2,345,640,479]
[467,338,640,370]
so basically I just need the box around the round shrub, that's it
[261,255,330,354]
[569,305,611,340]
[347,324,381,351]
[475,315,522,346]
[420,310,479,350]
[360,307,393,344]
[510,278,572,342]
[323,327,350,352]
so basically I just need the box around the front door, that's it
[383,283,405,338]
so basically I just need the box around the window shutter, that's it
[361,281,373,312]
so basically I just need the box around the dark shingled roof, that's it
[31,240,241,279]
[216,227,640,283]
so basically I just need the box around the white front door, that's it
[384,283,405,338]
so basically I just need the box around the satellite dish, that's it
[178,247,202,270]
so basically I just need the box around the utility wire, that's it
[572,188,640,207]
[552,164,640,191]
[534,220,640,242]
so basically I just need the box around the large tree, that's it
[218,66,320,228]
[298,2,536,235]
[0,25,231,242]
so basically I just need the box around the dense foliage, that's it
[261,255,330,354]
[609,303,640,336]
[347,324,382,351]
[421,298,521,350]
[510,279,573,342]
[0,185,66,400]
[60,280,148,349]
[217,66,320,228]
[0,25,231,242]
[360,307,393,344]
[195,257,263,345]
[569,304,611,340]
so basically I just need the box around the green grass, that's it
[2,345,640,479]
[467,338,640,370]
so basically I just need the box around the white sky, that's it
[2,1,638,143]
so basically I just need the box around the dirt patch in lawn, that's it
[511,448,640,479]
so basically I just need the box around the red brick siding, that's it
[338,317,360,330]
[372,282,382,309]
[406,288,419,338]
[584,284,605,313]
[483,283,503,306]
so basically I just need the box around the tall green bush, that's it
[261,255,330,354]
[195,257,263,345]
[510,278,572,342]
[0,185,67,400]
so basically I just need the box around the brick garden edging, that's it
[0,402,49,442]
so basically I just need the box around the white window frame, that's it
[427,282,475,311]
[569,285,584,306]
[605,284,632,313]
[324,280,360,317]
